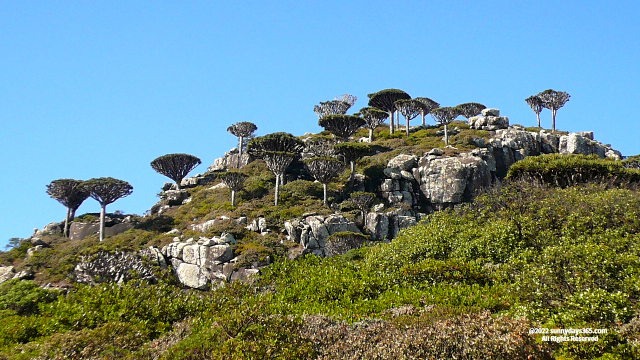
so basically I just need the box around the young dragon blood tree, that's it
[46,179,90,237]
[83,177,133,241]
[227,122,258,168]
[150,153,201,190]
[247,132,304,206]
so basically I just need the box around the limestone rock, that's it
[559,133,621,160]
[387,154,418,171]
[176,262,210,289]
[365,212,389,241]
[74,251,159,285]
[482,108,500,116]
[417,152,492,205]
[230,268,260,282]
[160,190,190,206]
[383,168,402,180]
[0,266,15,284]
[12,270,34,281]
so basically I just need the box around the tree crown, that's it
[394,99,423,121]
[366,89,411,113]
[84,177,133,206]
[314,100,351,118]
[537,89,570,110]
[247,132,304,158]
[525,95,544,115]
[227,122,258,138]
[431,107,461,125]
[218,171,248,190]
[150,153,201,184]
[413,97,440,114]
[456,102,486,119]
[46,179,89,210]
[318,115,365,140]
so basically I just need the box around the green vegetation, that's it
[507,154,640,186]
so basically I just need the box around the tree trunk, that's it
[368,128,374,142]
[99,204,106,242]
[421,112,426,126]
[323,183,328,206]
[396,110,400,129]
[406,117,410,137]
[552,109,557,131]
[238,136,244,169]
[274,174,280,206]
[64,207,71,237]
[389,111,394,134]
[444,124,449,145]
[348,161,356,192]
[231,190,236,207]
[537,113,541,128]
[175,180,181,190]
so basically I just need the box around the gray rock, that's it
[390,216,418,239]
[427,148,444,156]
[230,268,260,282]
[191,219,220,233]
[161,190,190,206]
[387,154,418,171]
[400,170,414,180]
[366,212,389,241]
[12,270,34,281]
[176,262,210,289]
[236,217,248,225]
[27,245,44,258]
[182,245,208,266]
[219,232,236,244]
[383,168,402,180]
[74,251,158,285]
[417,152,492,205]
[558,133,619,159]
[206,244,234,266]
[258,217,268,233]
[0,266,15,284]
[482,108,500,116]
[69,221,135,241]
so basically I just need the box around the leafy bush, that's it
[507,154,640,186]
[302,312,552,360]
[325,232,369,257]
[0,280,59,315]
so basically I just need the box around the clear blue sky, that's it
[1,1,639,248]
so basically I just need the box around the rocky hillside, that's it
[0,107,638,360]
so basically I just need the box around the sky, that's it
[1,0,639,249]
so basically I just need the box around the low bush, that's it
[507,154,640,186]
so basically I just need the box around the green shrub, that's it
[506,154,640,186]
[0,280,59,315]
[325,232,369,257]
[37,321,152,359]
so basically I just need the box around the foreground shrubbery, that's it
[2,181,640,359]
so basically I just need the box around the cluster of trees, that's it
[525,89,570,131]
[46,178,133,241]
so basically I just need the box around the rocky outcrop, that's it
[207,148,249,172]
[0,266,15,284]
[69,215,137,241]
[559,132,622,159]
[285,214,362,257]
[469,108,509,130]
[74,248,165,285]
[378,154,421,208]
[365,209,422,242]
[161,233,257,289]
[416,150,493,207]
